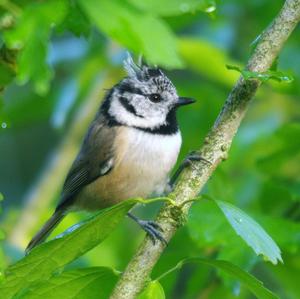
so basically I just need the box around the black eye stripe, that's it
[119,96,144,118]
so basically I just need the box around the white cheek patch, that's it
[109,97,167,129]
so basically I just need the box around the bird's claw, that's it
[138,220,167,245]
[170,151,212,186]
[184,151,212,167]
[127,212,167,246]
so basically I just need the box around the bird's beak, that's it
[175,97,196,107]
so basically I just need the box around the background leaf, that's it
[215,200,282,264]
[138,280,165,299]
[78,0,183,67]
[0,199,138,299]
[3,0,68,94]
[0,62,15,86]
[15,267,118,299]
[160,258,279,299]
[257,123,300,185]
[128,0,216,16]
[0,193,5,277]
[178,38,239,87]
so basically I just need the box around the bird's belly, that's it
[76,128,182,211]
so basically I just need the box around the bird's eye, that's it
[149,93,162,103]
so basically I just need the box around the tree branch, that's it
[110,1,300,298]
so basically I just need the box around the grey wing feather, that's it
[56,114,116,211]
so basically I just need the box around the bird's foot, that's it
[127,213,167,245]
[170,151,212,187]
[184,151,211,166]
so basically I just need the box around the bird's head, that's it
[103,55,195,133]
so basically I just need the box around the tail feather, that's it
[25,210,65,254]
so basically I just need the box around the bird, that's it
[26,55,196,253]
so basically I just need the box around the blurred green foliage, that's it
[0,0,300,298]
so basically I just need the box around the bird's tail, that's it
[25,210,66,254]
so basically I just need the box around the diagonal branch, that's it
[110,1,300,298]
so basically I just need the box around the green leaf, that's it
[178,38,240,87]
[128,0,216,16]
[157,258,278,299]
[4,0,68,94]
[78,0,182,68]
[188,199,258,292]
[197,259,278,299]
[188,199,236,247]
[0,61,15,85]
[215,200,282,265]
[269,257,300,299]
[188,200,299,256]
[57,2,91,37]
[170,258,278,299]
[226,64,294,83]
[0,193,4,239]
[0,193,5,276]
[17,29,52,95]
[257,123,300,182]
[270,57,279,71]
[254,214,300,254]
[138,281,165,299]
[0,199,138,299]
[15,267,119,299]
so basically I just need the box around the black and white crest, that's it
[123,54,177,96]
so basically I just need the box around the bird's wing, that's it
[56,115,116,211]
